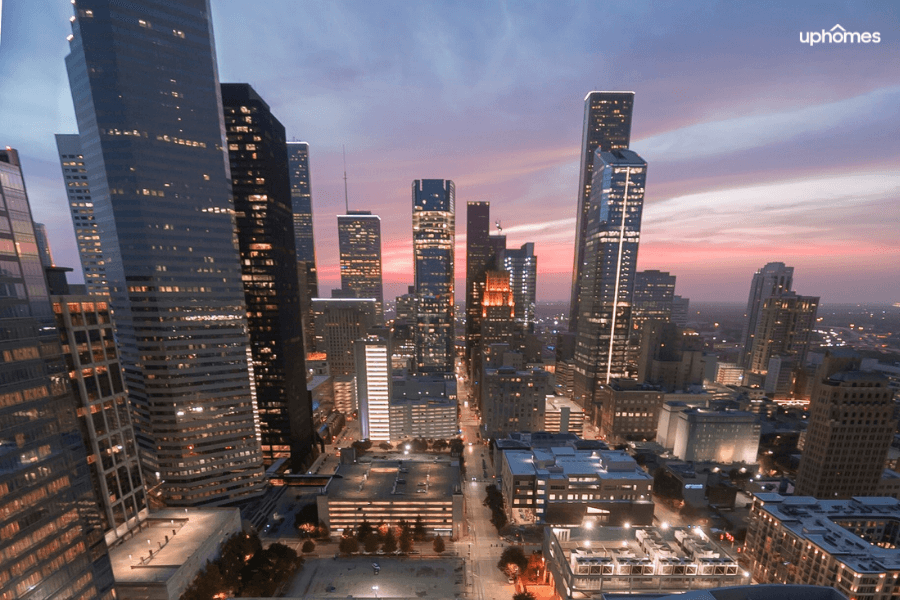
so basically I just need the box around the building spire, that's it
[343,145,349,213]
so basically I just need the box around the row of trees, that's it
[337,517,445,555]
[484,484,508,530]
[181,533,303,600]
[370,437,466,454]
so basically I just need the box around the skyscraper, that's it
[572,149,647,406]
[338,210,384,321]
[55,133,108,295]
[65,0,265,505]
[312,298,378,376]
[739,262,794,368]
[222,83,314,469]
[631,269,676,333]
[287,141,319,354]
[355,335,392,441]
[481,270,517,348]
[569,91,635,329]
[795,353,895,498]
[503,242,537,332]
[412,179,455,373]
[0,147,115,600]
[465,201,491,371]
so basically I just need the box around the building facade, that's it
[572,149,647,406]
[482,366,551,438]
[312,298,378,376]
[592,379,664,443]
[632,270,676,333]
[739,262,794,368]
[65,0,265,505]
[356,335,392,441]
[286,141,319,355]
[637,321,704,392]
[55,133,108,295]
[222,83,314,469]
[412,179,455,373]
[338,210,384,321]
[504,242,537,333]
[465,201,491,372]
[0,147,115,600]
[569,91,635,329]
[669,409,760,464]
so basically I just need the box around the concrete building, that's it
[317,458,464,539]
[109,508,241,600]
[715,362,745,386]
[637,321,704,392]
[745,494,900,600]
[481,269,517,347]
[312,298,378,375]
[740,262,794,368]
[669,409,760,464]
[671,295,690,328]
[482,366,551,438]
[545,395,586,436]
[500,447,653,525]
[355,335,392,441]
[544,525,745,599]
[592,379,664,443]
[389,397,458,442]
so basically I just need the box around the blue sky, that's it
[1,1,898,303]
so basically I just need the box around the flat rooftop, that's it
[545,395,585,413]
[327,458,460,501]
[109,508,240,584]
[504,447,652,482]
[754,494,900,572]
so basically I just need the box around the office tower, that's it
[572,149,647,406]
[671,295,689,328]
[65,0,265,505]
[34,222,54,267]
[337,210,384,321]
[55,133,108,295]
[287,141,319,355]
[466,201,491,370]
[52,290,149,546]
[312,298,378,375]
[0,148,115,600]
[637,321,704,392]
[412,179,455,373]
[569,91,635,328]
[481,270,517,347]
[503,242,537,332]
[739,262,794,367]
[391,287,418,361]
[795,358,894,498]
[481,366,550,438]
[631,270,676,333]
[356,335,392,441]
[592,379,664,443]
[747,292,818,397]
[222,83,314,468]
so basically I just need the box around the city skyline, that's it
[3,1,898,304]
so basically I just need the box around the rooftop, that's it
[327,458,460,501]
[504,447,651,481]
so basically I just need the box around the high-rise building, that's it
[481,366,550,438]
[391,287,418,361]
[481,270,517,348]
[52,290,150,547]
[747,291,818,396]
[55,133,109,295]
[338,210,384,321]
[287,141,319,355]
[356,335,392,441]
[465,201,491,370]
[33,221,55,267]
[569,91,634,329]
[0,147,115,600]
[412,179,455,373]
[572,149,647,406]
[312,298,378,376]
[636,321,704,392]
[739,262,794,367]
[65,0,265,505]
[631,270,676,334]
[671,295,689,328]
[795,355,894,498]
[222,83,314,469]
[504,242,537,333]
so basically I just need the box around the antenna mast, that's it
[342,145,349,213]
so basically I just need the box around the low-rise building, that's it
[499,446,653,525]
[317,458,464,539]
[389,397,457,441]
[543,525,746,599]
[745,494,900,600]
[545,395,586,436]
[482,365,551,438]
[670,409,760,464]
[592,379,664,443]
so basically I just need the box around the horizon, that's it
[2,1,898,304]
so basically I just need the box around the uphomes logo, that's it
[800,24,881,46]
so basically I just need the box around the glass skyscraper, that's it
[338,210,384,321]
[0,148,115,600]
[631,269,676,333]
[222,83,315,470]
[412,179,455,374]
[65,0,265,505]
[465,201,490,373]
[572,149,647,406]
[570,91,634,330]
[287,141,319,354]
[503,242,537,333]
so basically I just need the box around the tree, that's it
[497,546,528,577]
[378,441,393,450]
[317,520,330,540]
[449,438,464,456]
[411,438,429,452]
[432,439,449,452]
[218,532,261,591]
[382,529,397,553]
[513,592,536,600]
[182,562,225,600]
[339,536,359,555]
[357,520,374,542]
[413,515,427,541]
[432,534,445,554]
[364,532,380,553]
[399,529,414,553]
[302,540,316,553]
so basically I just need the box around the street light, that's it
[372,586,379,599]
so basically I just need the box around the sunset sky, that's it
[2,1,898,304]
